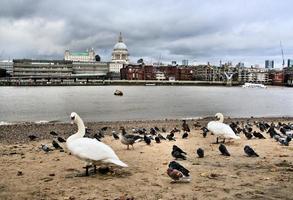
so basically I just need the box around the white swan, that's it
[66,112,127,175]
[207,113,240,143]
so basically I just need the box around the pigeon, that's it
[253,131,266,139]
[278,136,291,146]
[155,136,161,143]
[166,132,176,141]
[120,127,142,149]
[52,140,63,149]
[173,145,187,155]
[154,126,160,132]
[49,131,58,136]
[244,145,259,157]
[144,135,151,145]
[158,133,166,140]
[57,136,66,143]
[219,144,230,156]
[168,161,190,176]
[182,120,190,132]
[41,144,52,153]
[150,128,157,135]
[196,148,204,158]
[101,126,108,131]
[28,134,38,141]
[167,168,190,182]
[243,129,253,140]
[172,150,186,160]
[201,127,209,138]
[112,131,120,140]
[193,121,201,128]
[182,132,188,139]
[267,126,279,138]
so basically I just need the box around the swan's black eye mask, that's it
[71,116,75,120]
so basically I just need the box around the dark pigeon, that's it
[219,144,230,156]
[28,134,38,141]
[168,161,190,176]
[112,132,120,140]
[52,140,63,149]
[173,145,187,155]
[244,145,259,157]
[144,135,151,145]
[253,131,266,139]
[49,131,58,136]
[155,136,161,143]
[182,132,188,139]
[57,136,66,143]
[196,148,204,158]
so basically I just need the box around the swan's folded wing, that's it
[68,138,120,161]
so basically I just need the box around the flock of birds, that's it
[28,112,293,182]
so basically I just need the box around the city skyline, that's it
[0,0,293,67]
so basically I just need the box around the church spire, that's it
[118,32,123,42]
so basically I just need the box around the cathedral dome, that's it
[114,42,127,50]
[111,32,129,64]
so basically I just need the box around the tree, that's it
[95,55,101,62]
[137,58,144,64]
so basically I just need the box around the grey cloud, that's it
[0,0,293,67]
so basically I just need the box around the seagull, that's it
[66,112,127,176]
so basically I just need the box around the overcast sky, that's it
[0,0,292,67]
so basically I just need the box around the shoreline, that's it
[1,116,293,144]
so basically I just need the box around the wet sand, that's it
[0,117,293,200]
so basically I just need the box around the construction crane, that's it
[280,41,285,68]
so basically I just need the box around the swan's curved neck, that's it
[67,115,85,143]
[75,115,85,137]
[218,114,224,123]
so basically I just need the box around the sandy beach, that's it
[1,117,293,200]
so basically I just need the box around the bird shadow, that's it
[65,167,132,178]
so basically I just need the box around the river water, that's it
[0,86,292,123]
